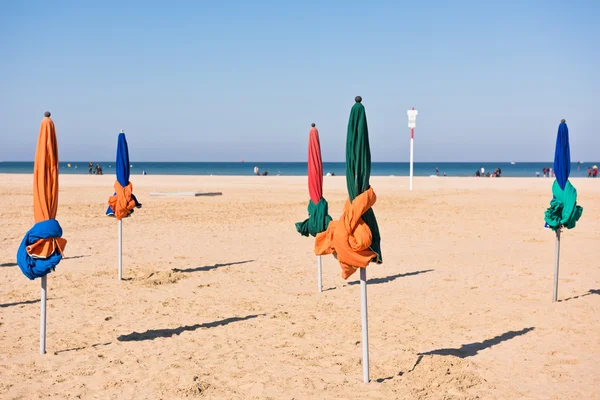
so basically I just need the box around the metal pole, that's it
[118,220,123,281]
[360,268,369,383]
[553,229,561,302]
[409,134,414,191]
[40,275,47,354]
[317,255,323,293]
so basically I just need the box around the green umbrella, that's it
[346,97,382,263]
[347,96,382,383]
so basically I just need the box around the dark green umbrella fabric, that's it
[296,198,333,237]
[345,99,382,262]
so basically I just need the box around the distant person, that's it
[435,167,439,176]
[262,170,268,176]
[480,166,485,175]
[254,166,259,175]
[536,171,540,177]
[142,170,147,175]
[443,172,446,176]
[594,167,598,178]
[88,162,93,174]
[475,170,481,177]
[588,167,592,177]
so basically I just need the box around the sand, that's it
[0,174,599,400]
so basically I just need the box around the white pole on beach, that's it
[360,268,369,383]
[553,230,561,302]
[317,255,323,292]
[40,275,47,354]
[118,219,123,280]
[407,107,418,191]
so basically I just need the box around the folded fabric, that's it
[295,197,332,237]
[107,181,142,220]
[16,219,67,280]
[315,187,380,279]
[544,180,583,231]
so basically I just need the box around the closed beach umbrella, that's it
[16,111,67,354]
[106,131,141,280]
[544,119,583,301]
[295,123,332,292]
[315,96,382,382]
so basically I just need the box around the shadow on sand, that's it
[172,260,255,274]
[0,298,47,308]
[117,314,265,342]
[376,327,535,383]
[558,289,600,303]
[419,327,535,359]
[0,262,18,267]
[347,269,434,286]
[55,342,112,354]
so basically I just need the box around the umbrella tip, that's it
[44,111,51,118]
[355,96,362,103]
[311,123,315,127]
[561,119,566,123]
[120,129,124,133]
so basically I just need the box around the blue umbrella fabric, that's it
[553,121,570,191]
[106,133,141,217]
[544,120,582,230]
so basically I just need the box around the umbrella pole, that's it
[118,220,123,281]
[40,275,47,354]
[553,229,561,302]
[317,256,323,292]
[409,134,414,191]
[360,268,369,383]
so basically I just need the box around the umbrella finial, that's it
[561,119,566,123]
[44,111,51,118]
[355,96,362,103]
[120,129,124,133]
[311,123,316,127]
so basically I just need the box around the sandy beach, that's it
[0,174,598,399]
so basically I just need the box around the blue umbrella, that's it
[106,131,141,280]
[544,119,583,302]
[553,121,570,190]
[106,132,141,216]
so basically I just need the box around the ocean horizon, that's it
[1,161,598,177]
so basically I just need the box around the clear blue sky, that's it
[1,0,598,162]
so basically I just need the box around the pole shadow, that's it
[558,289,600,303]
[1,298,43,308]
[117,314,265,342]
[347,269,434,286]
[172,260,254,274]
[0,262,18,267]
[55,342,112,354]
[63,255,91,260]
[418,327,535,358]
[375,327,535,383]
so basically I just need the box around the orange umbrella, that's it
[16,111,67,354]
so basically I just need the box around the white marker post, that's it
[407,107,418,191]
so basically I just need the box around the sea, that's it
[0,162,597,177]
